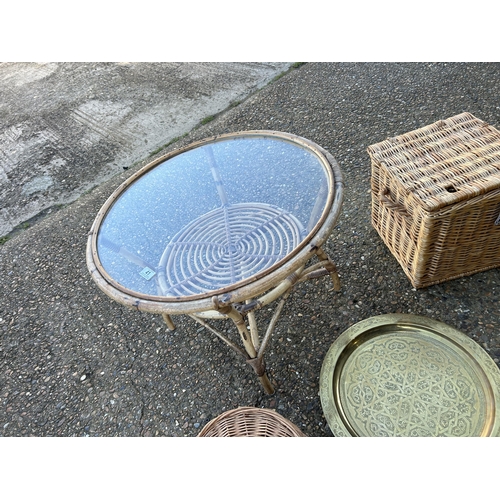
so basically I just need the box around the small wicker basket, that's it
[367,112,500,288]
[197,407,306,437]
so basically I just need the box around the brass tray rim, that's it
[319,313,500,437]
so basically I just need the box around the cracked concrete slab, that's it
[0,62,291,237]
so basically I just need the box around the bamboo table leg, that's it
[162,313,176,331]
[189,314,275,394]
[246,357,274,395]
[188,256,340,395]
[216,303,275,395]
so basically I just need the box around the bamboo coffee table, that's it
[86,131,344,394]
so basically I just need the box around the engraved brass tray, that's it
[319,314,500,437]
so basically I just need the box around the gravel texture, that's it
[1,62,500,437]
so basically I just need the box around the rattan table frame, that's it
[86,131,344,394]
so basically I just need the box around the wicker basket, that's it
[197,407,306,437]
[367,112,500,288]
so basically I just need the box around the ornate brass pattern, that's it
[340,333,486,436]
[320,315,500,437]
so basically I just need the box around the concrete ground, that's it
[0,62,291,237]
[1,62,500,440]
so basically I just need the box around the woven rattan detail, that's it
[367,112,500,212]
[368,113,500,288]
[197,407,306,437]
[157,202,305,297]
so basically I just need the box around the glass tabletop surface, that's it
[95,134,333,299]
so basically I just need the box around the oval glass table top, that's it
[90,132,338,302]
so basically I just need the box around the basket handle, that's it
[379,189,412,219]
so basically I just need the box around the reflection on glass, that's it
[97,136,330,297]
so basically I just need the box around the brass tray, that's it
[319,314,500,437]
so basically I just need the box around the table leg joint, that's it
[246,357,266,377]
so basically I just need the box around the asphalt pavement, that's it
[1,62,500,438]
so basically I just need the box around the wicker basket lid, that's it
[197,407,306,437]
[367,112,500,212]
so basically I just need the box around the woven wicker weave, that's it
[197,407,306,437]
[367,112,500,288]
[157,202,305,297]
